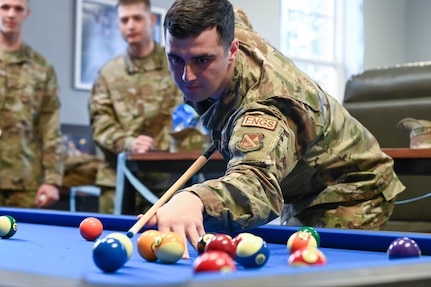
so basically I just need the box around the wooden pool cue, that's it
[126,142,218,238]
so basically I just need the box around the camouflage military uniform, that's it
[89,43,183,214]
[0,44,64,208]
[182,14,406,232]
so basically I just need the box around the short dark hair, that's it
[116,0,151,10]
[164,0,235,52]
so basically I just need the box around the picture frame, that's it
[74,0,166,90]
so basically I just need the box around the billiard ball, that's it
[232,232,256,248]
[137,229,161,262]
[79,217,103,241]
[205,233,236,259]
[387,237,421,259]
[197,233,215,255]
[287,231,318,254]
[106,232,133,260]
[153,231,185,264]
[93,237,128,273]
[287,247,327,266]
[235,235,270,268]
[0,215,17,239]
[298,226,320,246]
[193,250,237,273]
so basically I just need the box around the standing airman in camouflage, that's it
[89,0,182,214]
[0,0,64,208]
[144,0,406,253]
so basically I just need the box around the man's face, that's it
[0,0,30,36]
[117,2,154,46]
[165,27,238,103]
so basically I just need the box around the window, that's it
[280,0,363,102]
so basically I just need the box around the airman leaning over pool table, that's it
[143,0,406,253]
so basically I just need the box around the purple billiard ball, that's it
[387,237,421,259]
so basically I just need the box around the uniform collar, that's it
[124,42,165,73]
[0,43,31,64]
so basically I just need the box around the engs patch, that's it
[236,133,264,152]
[241,115,277,130]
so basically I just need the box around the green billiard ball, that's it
[298,226,320,246]
[0,215,18,239]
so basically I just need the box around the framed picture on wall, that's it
[74,0,166,90]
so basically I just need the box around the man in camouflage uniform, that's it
[0,0,64,208]
[89,0,183,214]
[144,0,406,252]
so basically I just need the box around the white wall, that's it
[21,0,431,126]
[363,0,407,69]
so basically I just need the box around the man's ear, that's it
[228,38,239,63]
[24,8,31,20]
[150,13,157,29]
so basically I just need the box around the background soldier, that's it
[0,0,64,208]
[89,0,182,214]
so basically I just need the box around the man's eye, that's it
[196,58,210,64]
[169,56,183,65]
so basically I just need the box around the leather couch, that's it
[343,62,431,231]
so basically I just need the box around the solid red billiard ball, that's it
[79,217,103,241]
[193,250,237,273]
[205,233,236,259]
[0,215,17,239]
[235,235,270,268]
[287,231,318,254]
[287,247,327,266]
[298,226,320,246]
[93,237,128,273]
[153,231,185,264]
[387,237,421,259]
[197,233,215,255]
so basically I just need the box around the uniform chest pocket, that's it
[2,82,43,117]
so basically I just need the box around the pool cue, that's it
[126,142,218,238]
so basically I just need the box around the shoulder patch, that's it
[241,115,277,131]
[236,133,264,152]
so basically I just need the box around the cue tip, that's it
[126,231,134,238]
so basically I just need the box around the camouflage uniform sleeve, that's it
[234,8,253,30]
[181,108,295,232]
[89,74,135,153]
[37,65,64,186]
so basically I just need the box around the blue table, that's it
[2,207,431,286]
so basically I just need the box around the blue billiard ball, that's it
[387,237,421,259]
[235,235,270,268]
[93,237,128,272]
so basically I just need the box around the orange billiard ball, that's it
[153,231,185,264]
[79,217,103,241]
[137,229,161,262]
